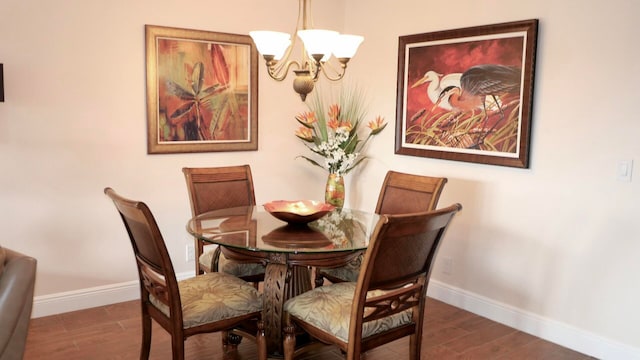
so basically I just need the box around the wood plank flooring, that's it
[24,297,595,359]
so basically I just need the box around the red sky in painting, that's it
[405,36,524,118]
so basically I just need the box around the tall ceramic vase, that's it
[325,173,345,208]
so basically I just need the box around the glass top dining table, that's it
[186,205,380,355]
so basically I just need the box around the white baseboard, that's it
[427,279,640,360]
[32,271,193,318]
[33,275,639,359]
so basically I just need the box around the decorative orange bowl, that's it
[263,200,335,225]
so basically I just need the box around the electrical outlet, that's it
[617,159,633,182]
[186,244,195,262]
[441,257,453,275]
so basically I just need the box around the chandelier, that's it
[249,0,364,101]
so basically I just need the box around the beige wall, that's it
[345,0,640,356]
[1,0,639,358]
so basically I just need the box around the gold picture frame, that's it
[145,25,258,154]
[395,19,538,168]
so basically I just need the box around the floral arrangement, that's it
[294,87,387,176]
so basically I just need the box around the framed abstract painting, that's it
[145,25,258,154]
[395,19,538,168]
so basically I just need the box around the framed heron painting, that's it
[395,19,538,168]
[145,25,258,154]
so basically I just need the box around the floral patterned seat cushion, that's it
[150,272,262,329]
[199,248,265,278]
[284,282,412,342]
[318,254,363,283]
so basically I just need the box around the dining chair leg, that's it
[283,322,296,360]
[140,310,152,359]
[257,321,267,360]
[221,330,229,349]
[171,332,185,360]
[409,333,419,360]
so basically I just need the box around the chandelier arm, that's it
[318,61,348,82]
[266,59,303,81]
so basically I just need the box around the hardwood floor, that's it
[24,297,595,359]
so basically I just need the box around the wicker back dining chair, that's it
[282,203,462,360]
[104,188,266,360]
[374,170,447,215]
[315,170,448,286]
[182,166,265,284]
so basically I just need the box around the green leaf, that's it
[296,134,316,143]
[296,118,316,128]
[345,157,367,174]
[369,122,387,135]
[296,155,325,170]
[169,102,195,120]
[165,80,195,100]
[192,62,204,95]
[200,84,225,97]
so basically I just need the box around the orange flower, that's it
[339,121,353,132]
[327,119,341,130]
[295,111,317,127]
[367,116,387,135]
[295,127,314,142]
[328,104,340,122]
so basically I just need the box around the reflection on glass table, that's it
[187,205,379,355]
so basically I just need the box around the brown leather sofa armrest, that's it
[0,248,37,360]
